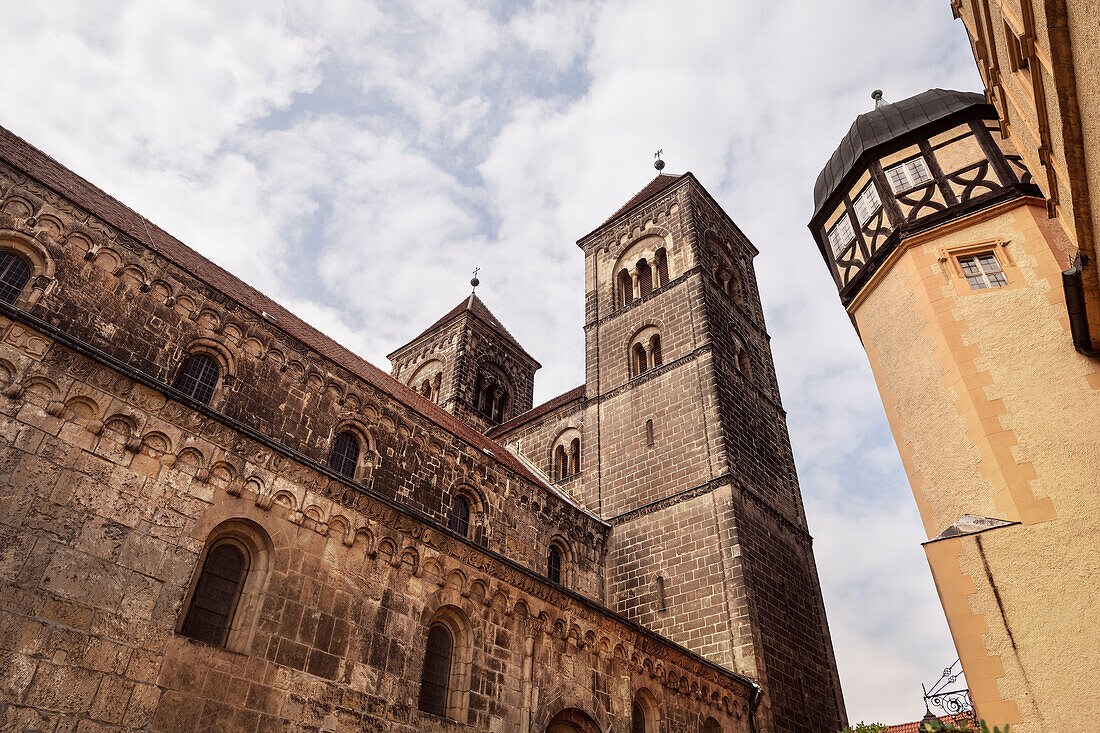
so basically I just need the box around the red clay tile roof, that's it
[884,712,974,733]
[388,292,538,365]
[0,123,561,499]
[488,384,585,439]
[587,172,685,235]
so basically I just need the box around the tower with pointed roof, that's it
[809,88,1100,731]
[388,291,540,433]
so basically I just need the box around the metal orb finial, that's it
[654,149,665,171]
[470,266,480,291]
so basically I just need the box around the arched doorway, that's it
[546,707,601,733]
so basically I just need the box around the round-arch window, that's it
[180,541,249,647]
[632,702,646,733]
[418,622,454,716]
[0,252,31,305]
[176,353,220,405]
[329,431,360,479]
[449,495,470,538]
[547,545,562,584]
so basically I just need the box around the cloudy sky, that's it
[4,0,984,724]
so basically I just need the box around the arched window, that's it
[655,248,669,288]
[180,539,249,647]
[547,545,562,584]
[618,269,633,308]
[176,353,220,405]
[418,622,453,717]
[475,372,510,425]
[632,702,646,733]
[702,717,723,733]
[645,419,655,446]
[329,431,360,479]
[650,335,662,368]
[737,349,751,376]
[637,259,653,297]
[555,445,568,480]
[449,495,470,538]
[633,343,648,377]
[0,252,32,305]
[569,438,581,474]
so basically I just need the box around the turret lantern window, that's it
[853,182,883,224]
[827,215,856,257]
[475,371,510,424]
[885,156,932,193]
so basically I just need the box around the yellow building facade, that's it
[809,90,1099,731]
[951,0,1100,353]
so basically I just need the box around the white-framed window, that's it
[827,214,856,257]
[959,253,1007,290]
[885,157,933,193]
[853,182,883,224]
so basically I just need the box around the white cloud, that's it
[0,0,986,723]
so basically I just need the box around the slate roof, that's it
[389,292,538,365]
[0,123,558,496]
[813,89,990,216]
[585,173,686,237]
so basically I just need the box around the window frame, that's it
[0,251,33,305]
[179,538,250,647]
[418,622,454,717]
[448,494,470,538]
[885,156,934,194]
[827,214,856,257]
[176,352,221,405]
[958,252,1008,290]
[852,181,883,225]
[329,430,361,480]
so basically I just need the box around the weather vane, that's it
[654,149,665,171]
[470,266,480,291]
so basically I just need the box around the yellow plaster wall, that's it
[851,200,1100,731]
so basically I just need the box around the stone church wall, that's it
[0,140,758,730]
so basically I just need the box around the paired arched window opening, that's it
[714,264,742,301]
[178,520,272,653]
[629,327,664,377]
[176,352,220,405]
[409,359,444,404]
[551,430,582,481]
[615,245,670,309]
[475,371,510,425]
[448,495,470,537]
[0,251,32,305]
[329,431,360,479]
[417,606,471,722]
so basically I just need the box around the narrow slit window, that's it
[656,575,667,611]
[176,353,220,405]
[418,623,453,717]
[0,252,32,305]
[959,253,1007,290]
[448,495,470,538]
[547,545,562,584]
[329,431,360,479]
[645,419,655,446]
[180,541,249,647]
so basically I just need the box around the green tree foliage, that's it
[838,724,887,733]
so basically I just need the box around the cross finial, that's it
[654,149,665,172]
[470,267,480,291]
